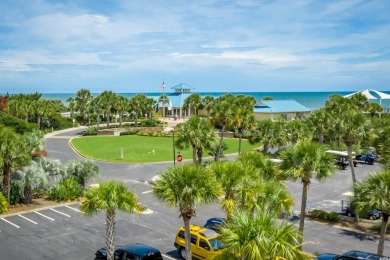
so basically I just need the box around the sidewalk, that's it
[44,125,87,138]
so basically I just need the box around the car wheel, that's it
[347,212,352,217]
[179,247,186,260]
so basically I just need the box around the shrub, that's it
[47,114,73,130]
[83,125,99,136]
[9,183,21,205]
[47,177,83,201]
[0,111,37,134]
[0,192,9,213]
[141,119,158,127]
[326,212,341,222]
[309,209,340,222]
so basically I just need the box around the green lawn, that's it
[70,135,260,163]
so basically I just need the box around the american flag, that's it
[160,81,165,91]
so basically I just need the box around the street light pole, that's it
[173,129,176,167]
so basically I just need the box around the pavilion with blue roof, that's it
[149,83,312,120]
[253,100,312,120]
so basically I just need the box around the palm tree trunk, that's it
[106,112,110,128]
[106,210,116,260]
[378,213,388,255]
[347,145,359,222]
[299,182,309,245]
[196,147,203,164]
[37,116,41,129]
[319,130,324,143]
[238,131,242,154]
[23,184,32,204]
[216,125,225,161]
[119,113,123,127]
[192,144,197,163]
[97,111,100,127]
[207,110,211,121]
[181,213,192,260]
[3,165,10,203]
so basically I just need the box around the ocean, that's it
[40,91,390,110]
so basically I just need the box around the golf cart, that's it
[326,150,357,170]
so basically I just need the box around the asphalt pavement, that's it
[0,127,387,259]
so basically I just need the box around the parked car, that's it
[355,154,375,165]
[345,207,382,220]
[95,243,163,260]
[174,225,225,259]
[203,217,226,233]
[317,250,386,259]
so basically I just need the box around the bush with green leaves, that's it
[9,183,21,205]
[47,177,83,201]
[83,125,99,136]
[310,209,340,222]
[0,192,9,213]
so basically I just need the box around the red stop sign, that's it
[177,154,183,163]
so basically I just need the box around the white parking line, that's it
[65,205,83,213]
[18,214,38,224]
[34,211,55,221]
[50,208,71,217]
[1,218,20,228]
[162,254,176,260]
[142,190,153,194]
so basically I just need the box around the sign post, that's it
[177,153,183,163]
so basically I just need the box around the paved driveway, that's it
[3,128,381,259]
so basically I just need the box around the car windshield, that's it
[208,238,225,251]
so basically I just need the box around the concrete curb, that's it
[0,201,80,218]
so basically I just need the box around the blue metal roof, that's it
[171,83,195,90]
[146,93,192,107]
[253,100,311,113]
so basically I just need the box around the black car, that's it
[203,217,226,233]
[95,243,163,260]
[345,207,382,220]
[317,250,386,259]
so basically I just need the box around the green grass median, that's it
[70,135,260,163]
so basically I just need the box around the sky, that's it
[1,0,390,93]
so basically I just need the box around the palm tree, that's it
[249,119,286,154]
[11,160,49,204]
[341,109,367,222]
[81,181,141,260]
[285,119,311,145]
[65,159,100,188]
[215,211,305,260]
[66,97,76,118]
[354,170,390,255]
[365,102,383,124]
[98,91,117,128]
[0,127,30,202]
[211,96,235,161]
[306,108,330,143]
[236,151,279,180]
[201,95,215,120]
[145,97,157,120]
[158,94,169,120]
[90,95,105,127]
[23,129,45,157]
[183,93,202,116]
[175,116,216,163]
[153,164,221,260]
[233,108,256,154]
[280,140,335,244]
[209,160,256,219]
[75,89,93,124]
[114,95,129,127]
[130,94,147,124]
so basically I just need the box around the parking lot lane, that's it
[1,217,20,228]
[65,204,83,213]
[35,211,55,221]
[50,208,71,217]
[18,214,38,224]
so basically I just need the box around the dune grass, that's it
[70,135,260,163]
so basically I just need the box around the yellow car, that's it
[174,225,225,259]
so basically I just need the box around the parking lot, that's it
[1,129,385,259]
